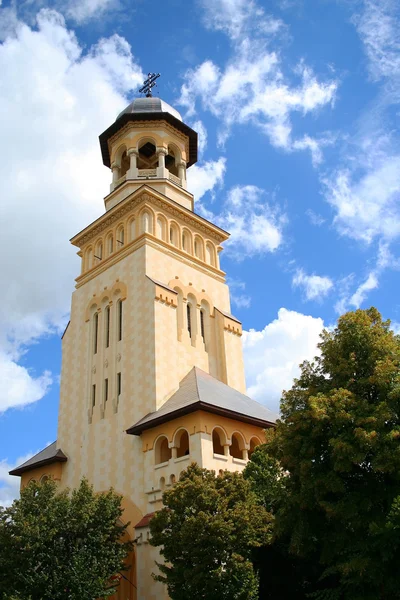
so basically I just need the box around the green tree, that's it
[264,307,400,599]
[149,463,272,600]
[0,478,133,600]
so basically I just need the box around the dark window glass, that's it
[200,310,205,341]
[92,384,96,407]
[118,301,123,341]
[117,372,121,397]
[104,378,108,403]
[93,313,98,354]
[187,304,192,338]
[105,306,110,348]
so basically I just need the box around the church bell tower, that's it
[10,77,276,600]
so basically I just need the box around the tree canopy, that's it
[0,478,133,600]
[149,463,272,600]
[261,307,400,599]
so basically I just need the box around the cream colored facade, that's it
[12,97,275,600]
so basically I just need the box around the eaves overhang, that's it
[126,403,276,436]
[9,450,67,477]
[99,112,198,169]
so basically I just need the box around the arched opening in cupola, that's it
[120,150,130,178]
[165,145,179,177]
[212,428,225,456]
[229,432,245,459]
[138,140,157,170]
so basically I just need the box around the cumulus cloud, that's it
[190,119,208,157]
[0,452,33,507]
[180,49,337,154]
[354,0,400,81]
[199,0,285,41]
[227,279,252,310]
[204,185,286,258]
[292,269,334,301]
[0,9,143,412]
[187,157,226,202]
[243,308,325,413]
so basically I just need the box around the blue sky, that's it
[1,0,400,504]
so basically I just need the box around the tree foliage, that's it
[261,307,400,599]
[149,463,272,600]
[0,478,133,600]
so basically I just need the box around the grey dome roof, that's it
[117,97,182,122]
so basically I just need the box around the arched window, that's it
[230,433,245,459]
[40,475,49,483]
[175,430,190,458]
[165,145,179,176]
[138,140,157,170]
[200,309,205,342]
[212,429,225,455]
[206,242,215,266]
[117,300,123,342]
[249,437,260,459]
[93,312,99,354]
[120,150,130,178]
[116,226,124,248]
[104,306,110,348]
[187,303,192,338]
[155,436,172,465]
[170,474,176,485]
[159,477,166,490]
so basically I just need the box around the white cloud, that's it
[243,308,325,413]
[180,49,337,155]
[292,133,335,167]
[199,0,285,41]
[190,119,208,156]
[0,452,33,507]
[187,157,226,202]
[207,185,286,258]
[66,0,117,24]
[306,208,326,226]
[354,0,400,81]
[0,352,52,413]
[348,272,379,308]
[227,279,251,309]
[0,10,143,412]
[292,269,334,301]
[323,149,400,244]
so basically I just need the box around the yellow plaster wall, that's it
[20,462,63,488]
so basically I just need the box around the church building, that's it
[10,79,277,600]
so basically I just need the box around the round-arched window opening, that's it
[165,148,179,176]
[176,430,190,458]
[159,477,166,491]
[40,475,49,483]
[229,433,244,459]
[138,141,157,169]
[248,437,260,459]
[155,436,172,465]
[170,474,176,485]
[212,429,225,455]
[120,151,130,178]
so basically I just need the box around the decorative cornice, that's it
[70,187,228,248]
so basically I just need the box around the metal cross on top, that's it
[139,72,161,98]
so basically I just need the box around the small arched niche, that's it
[212,428,226,456]
[206,242,216,267]
[116,225,125,248]
[129,218,136,242]
[141,211,153,234]
[95,240,103,262]
[159,477,166,491]
[194,236,204,261]
[169,222,180,247]
[230,432,245,459]
[157,216,167,241]
[175,429,190,458]
[106,234,113,256]
[154,435,172,465]
[182,229,192,253]
[138,139,157,169]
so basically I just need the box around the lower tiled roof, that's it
[9,441,67,476]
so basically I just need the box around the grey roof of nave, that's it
[127,367,278,435]
[9,442,67,476]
